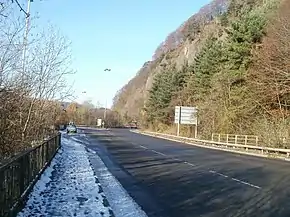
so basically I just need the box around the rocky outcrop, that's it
[152,0,228,60]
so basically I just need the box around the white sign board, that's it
[97,118,102,127]
[174,106,197,125]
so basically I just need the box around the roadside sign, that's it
[174,106,197,125]
[174,106,198,138]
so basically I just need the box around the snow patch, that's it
[71,136,90,145]
[87,148,148,217]
[18,137,113,217]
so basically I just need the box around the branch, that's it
[12,0,29,17]
[0,13,7,18]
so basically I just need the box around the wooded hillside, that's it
[113,0,290,147]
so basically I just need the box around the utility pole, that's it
[22,0,32,81]
[18,0,32,127]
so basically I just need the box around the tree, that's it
[248,0,290,146]
[20,26,74,140]
[251,0,290,114]
[193,37,224,99]
[145,64,188,128]
[0,3,76,158]
[180,1,270,136]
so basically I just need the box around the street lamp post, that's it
[103,68,111,128]
[82,91,87,125]
[103,99,107,120]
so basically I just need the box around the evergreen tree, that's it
[146,65,188,125]
[193,37,224,98]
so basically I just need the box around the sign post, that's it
[176,106,181,136]
[174,106,198,138]
[194,118,198,138]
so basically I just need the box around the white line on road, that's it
[136,143,261,190]
[139,146,182,162]
[209,170,228,178]
[209,171,260,189]
[184,162,196,167]
[231,178,261,189]
[216,172,228,178]
[151,150,167,156]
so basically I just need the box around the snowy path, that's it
[18,137,114,217]
[87,148,148,217]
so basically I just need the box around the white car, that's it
[67,124,77,133]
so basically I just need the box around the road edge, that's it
[131,130,290,162]
[86,147,148,217]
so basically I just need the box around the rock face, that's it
[152,0,228,60]
[112,0,229,118]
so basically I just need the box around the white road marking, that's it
[209,170,228,178]
[135,142,261,190]
[209,171,260,189]
[139,145,182,162]
[184,162,196,167]
[151,150,167,156]
[216,172,228,178]
[231,178,261,189]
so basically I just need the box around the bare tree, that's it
[0,3,75,158]
[0,1,13,18]
[20,26,75,140]
[249,0,290,147]
[250,0,290,119]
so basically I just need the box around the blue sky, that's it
[29,0,212,108]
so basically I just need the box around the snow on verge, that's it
[17,137,114,217]
[87,148,148,217]
[71,136,90,145]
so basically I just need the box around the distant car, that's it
[67,124,77,134]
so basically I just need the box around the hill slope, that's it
[113,0,290,147]
[113,0,229,117]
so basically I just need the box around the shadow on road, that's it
[85,130,290,217]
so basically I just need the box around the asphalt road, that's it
[70,128,290,217]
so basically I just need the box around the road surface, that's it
[71,128,290,217]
